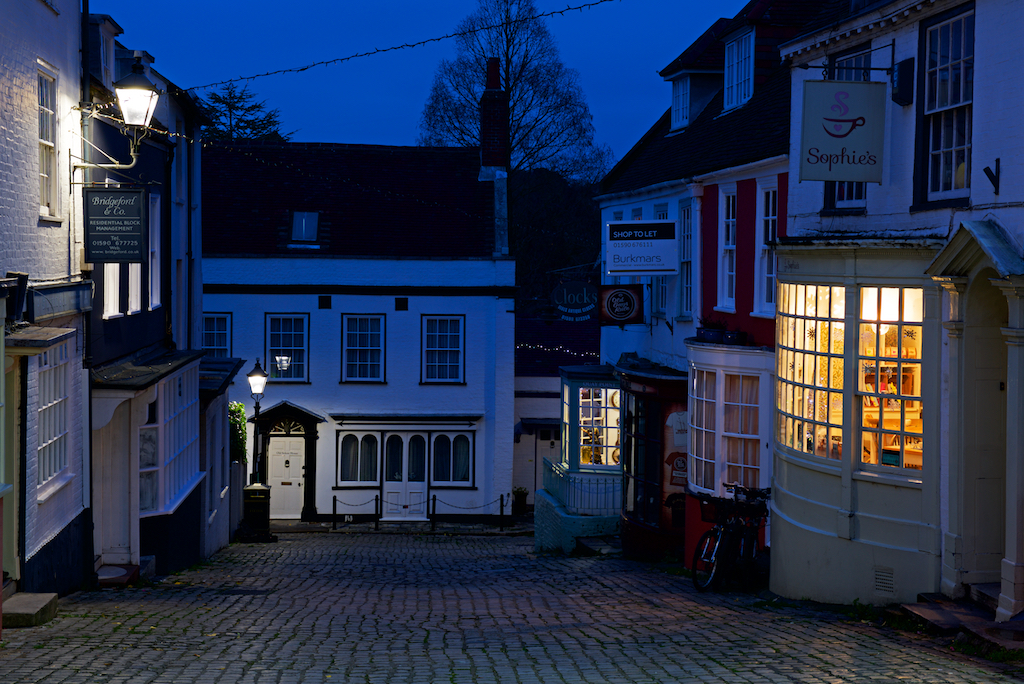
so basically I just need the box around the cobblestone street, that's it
[1,530,1021,683]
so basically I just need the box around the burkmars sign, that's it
[605,220,679,277]
[800,80,886,184]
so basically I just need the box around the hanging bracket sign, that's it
[84,188,146,263]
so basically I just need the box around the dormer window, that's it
[724,30,754,110]
[292,211,318,241]
[671,77,690,129]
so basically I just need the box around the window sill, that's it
[909,197,969,213]
[38,213,64,225]
[675,315,693,323]
[340,379,386,385]
[852,468,923,488]
[37,471,75,504]
[819,207,866,217]
[749,311,775,320]
[713,306,736,315]
[420,381,466,386]
[429,484,476,489]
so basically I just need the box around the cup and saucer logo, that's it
[599,285,644,325]
[822,91,865,138]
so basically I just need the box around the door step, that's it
[2,592,58,628]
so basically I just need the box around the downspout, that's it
[187,120,195,351]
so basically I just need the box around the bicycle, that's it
[691,484,771,592]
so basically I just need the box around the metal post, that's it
[333,496,337,531]
[375,495,380,531]
[431,495,437,532]
[500,494,505,532]
[251,399,261,484]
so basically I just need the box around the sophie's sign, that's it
[800,80,886,183]
[605,220,678,276]
[85,188,146,263]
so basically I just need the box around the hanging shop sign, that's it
[551,281,598,322]
[84,188,146,263]
[800,80,886,183]
[605,220,679,276]
[599,284,644,325]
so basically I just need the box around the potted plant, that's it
[723,329,748,345]
[512,486,529,515]
[696,315,727,343]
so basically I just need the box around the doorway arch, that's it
[253,401,325,521]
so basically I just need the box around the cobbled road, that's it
[1,531,1021,683]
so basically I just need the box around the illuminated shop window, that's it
[775,284,846,460]
[561,384,621,469]
[859,287,924,470]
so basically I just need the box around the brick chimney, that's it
[479,57,509,169]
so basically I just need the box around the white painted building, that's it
[0,0,92,596]
[202,62,514,524]
[773,0,1024,619]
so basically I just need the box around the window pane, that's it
[434,435,451,481]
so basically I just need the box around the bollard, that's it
[375,495,380,531]
[333,496,337,531]
[431,495,437,532]
[500,494,505,532]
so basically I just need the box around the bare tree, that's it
[201,83,294,142]
[418,0,611,181]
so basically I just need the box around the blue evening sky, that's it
[90,0,747,164]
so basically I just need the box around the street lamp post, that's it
[247,358,268,484]
[241,359,274,542]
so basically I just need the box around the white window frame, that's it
[924,10,974,201]
[755,181,778,315]
[37,342,70,488]
[202,313,232,357]
[719,186,737,311]
[829,49,871,209]
[292,211,318,241]
[103,263,122,319]
[149,194,161,309]
[337,432,380,484]
[266,314,309,381]
[722,373,761,488]
[724,30,754,110]
[671,77,690,129]
[342,314,385,382]
[140,365,202,516]
[680,202,693,317]
[422,315,465,383]
[38,65,57,217]
[689,367,717,492]
[431,432,474,485]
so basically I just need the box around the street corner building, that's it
[200,62,516,525]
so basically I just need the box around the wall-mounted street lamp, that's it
[75,55,161,171]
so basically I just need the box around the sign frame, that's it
[800,80,887,184]
[84,187,147,263]
[605,220,679,277]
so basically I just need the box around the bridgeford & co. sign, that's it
[84,188,146,263]
[800,80,886,183]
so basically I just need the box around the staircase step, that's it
[2,592,58,628]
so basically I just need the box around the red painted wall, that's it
[699,173,788,349]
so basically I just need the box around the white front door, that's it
[268,437,304,519]
[382,433,428,520]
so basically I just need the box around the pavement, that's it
[1,518,1023,683]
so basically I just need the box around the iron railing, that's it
[542,458,622,516]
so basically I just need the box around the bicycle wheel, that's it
[692,529,722,591]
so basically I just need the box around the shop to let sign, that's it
[605,220,678,276]
[84,188,146,263]
[800,80,886,183]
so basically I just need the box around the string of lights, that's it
[186,0,619,92]
[516,343,599,358]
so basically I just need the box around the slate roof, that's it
[659,18,731,77]
[600,64,791,195]
[202,142,496,259]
